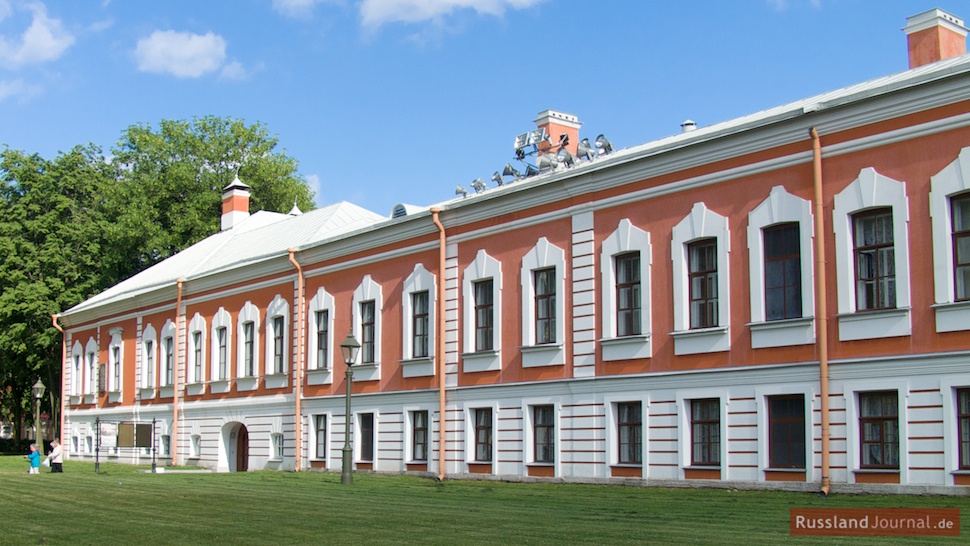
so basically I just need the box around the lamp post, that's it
[32,379,46,455]
[339,332,360,485]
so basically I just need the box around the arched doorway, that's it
[225,422,249,472]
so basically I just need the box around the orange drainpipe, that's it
[52,314,66,446]
[431,208,447,481]
[288,249,306,472]
[810,128,831,496]
[173,278,184,467]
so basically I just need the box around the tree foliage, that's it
[0,117,316,438]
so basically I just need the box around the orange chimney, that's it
[221,175,251,231]
[534,110,581,157]
[904,9,968,69]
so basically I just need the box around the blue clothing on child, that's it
[27,450,40,468]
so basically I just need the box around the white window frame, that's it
[604,394,648,470]
[463,403,498,471]
[832,168,911,341]
[675,389,727,479]
[842,379,908,484]
[462,249,502,373]
[264,295,289,386]
[190,434,202,458]
[746,186,816,348]
[312,413,329,461]
[159,319,177,388]
[520,237,565,368]
[187,313,207,385]
[523,399,559,473]
[930,147,970,332]
[355,410,378,463]
[236,301,260,389]
[210,307,232,384]
[940,375,970,478]
[84,337,98,395]
[352,275,382,382]
[403,406,433,464]
[270,432,284,461]
[401,264,436,377]
[753,383,815,481]
[107,328,123,398]
[307,287,334,374]
[600,219,652,361]
[670,203,730,355]
[70,341,83,397]
[140,324,157,392]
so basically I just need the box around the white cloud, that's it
[0,78,40,101]
[134,30,228,78]
[220,60,247,80]
[360,0,543,29]
[272,0,338,18]
[306,174,322,205]
[0,2,75,69]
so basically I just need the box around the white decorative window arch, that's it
[210,307,232,382]
[600,219,652,361]
[930,147,970,332]
[832,168,911,341]
[520,237,565,368]
[187,313,207,384]
[746,186,815,348]
[671,202,730,355]
[401,264,436,377]
[462,249,502,373]
[84,337,98,395]
[352,275,382,382]
[160,319,177,388]
[107,327,123,394]
[308,287,335,372]
[265,295,289,376]
[70,340,83,396]
[141,324,157,390]
[236,301,261,381]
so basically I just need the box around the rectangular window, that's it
[412,410,429,462]
[412,291,429,358]
[767,394,805,469]
[73,355,81,395]
[690,398,720,466]
[474,279,494,351]
[952,195,970,301]
[272,434,284,459]
[859,391,899,469]
[617,402,642,465]
[216,327,227,380]
[111,346,120,391]
[315,415,327,459]
[474,408,493,462]
[87,352,95,394]
[688,240,718,329]
[360,301,376,363]
[534,268,557,344]
[854,209,895,311]
[145,340,154,387]
[163,337,174,386]
[359,413,374,462]
[959,388,970,470]
[615,253,641,336]
[193,331,202,382]
[533,405,555,463]
[243,321,255,376]
[273,316,284,374]
[764,223,802,321]
[315,310,329,369]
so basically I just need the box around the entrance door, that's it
[236,426,249,472]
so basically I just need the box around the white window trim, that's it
[520,237,565,368]
[187,313,207,385]
[307,287,334,375]
[236,301,260,390]
[753,384,815,481]
[140,324,157,393]
[84,337,98,396]
[403,405,434,464]
[746,186,816,348]
[600,219,652,361]
[159,319,177,395]
[675,389,727,479]
[70,341,83,397]
[107,328,123,396]
[264,295,289,387]
[209,308,232,392]
[522,399,559,475]
[352,275,382,382]
[311,413,329,461]
[940,375,970,477]
[270,432,284,461]
[401,264,436,378]
[190,434,202,459]
[929,147,970,332]
[463,402,498,471]
[462,249,502,373]
[354,410,378,464]
[832,167,911,341]
[603,394,648,471]
[670,203,730,355]
[842,379,908,484]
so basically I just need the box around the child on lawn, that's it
[25,444,40,474]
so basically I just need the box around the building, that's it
[56,9,970,493]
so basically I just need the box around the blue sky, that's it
[0,0,965,216]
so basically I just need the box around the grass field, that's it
[0,457,966,545]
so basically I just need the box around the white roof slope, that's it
[67,201,384,314]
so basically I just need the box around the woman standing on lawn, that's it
[46,439,63,473]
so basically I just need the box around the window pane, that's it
[474,280,494,351]
[853,210,895,311]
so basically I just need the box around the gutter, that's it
[173,278,184,467]
[52,314,66,447]
[810,128,831,497]
[431,207,447,481]
[288,249,306,472]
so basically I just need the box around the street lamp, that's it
[339,332,360,485]
[32,379,46,456]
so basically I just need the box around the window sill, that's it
[462,350,501,373]
[669,326,729,355]
[306,367,333,386]
[400,357,435,378]
[933,300,970,333]
[747,317,814,348]
[520,343,564,368]
[235,377,258,391]
[527,462,555,467]
[264,373,288,389]
[350,362,380,382]
[764,467,806,472]
[209,380,231,394]
[854,468,900,474]
[599,335,651,361]
[185,383,205,396]
[949,470,970,475]
[685,465,721,470]
[837,307,911,341]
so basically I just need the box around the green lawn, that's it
[0,457,966,545]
